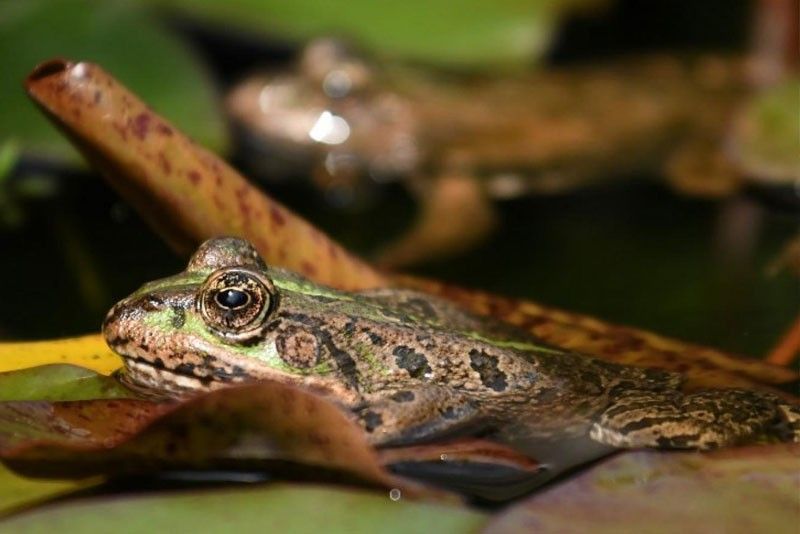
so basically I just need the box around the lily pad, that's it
[0,464,97,518]
[0,382,435,499]
[487,443,800,533]
[0,365,133,402]
[0,484,486,533]
[158,0,591,69]
[0,0,227,164]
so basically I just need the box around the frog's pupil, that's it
[216,289,249,309]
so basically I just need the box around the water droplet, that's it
[389,488,401,501]
[309,110,350,145]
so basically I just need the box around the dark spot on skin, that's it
[469,349,508,392]
[152,357,165,370]
[368,332,385,346]
[93,90,101,104]
[174,363,196,376]
[188,170,202,185]
[393,346,432,379]
[131,112,151,140]
[211,365,251,381]
[390,390,415,403]
[343,321,356,338]
[361,410,383,432]
[171,306,186,329]
[441,406,458,419]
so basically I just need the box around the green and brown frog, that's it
[103,237,800,451]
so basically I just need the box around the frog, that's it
[227,39,756,267]
[103,237,800,451]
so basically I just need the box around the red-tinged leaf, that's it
[25,59,385,291]
[0,383,444,500]
[486,443,800,533]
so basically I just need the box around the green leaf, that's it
[0,484,486,532]
[0,0,228,164]
[0,465,96,518]
[0,365,134,401]
[158,0,595,69]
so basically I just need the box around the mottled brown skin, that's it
[104,238,800,450]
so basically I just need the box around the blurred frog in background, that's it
[227,39,791,267]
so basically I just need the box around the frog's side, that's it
[104,238,800,450]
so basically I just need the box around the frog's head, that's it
[103,237,350,398]
[226,39,419,194]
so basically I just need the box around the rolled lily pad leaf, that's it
[730,79,800,186]
[0,335,121,375]
[0,484,486,532]
[158,0,590,69]
[0,383,440,500]
[25,59,385,291]
[0,365,134,402]
[0,0,226,164]
[487,443,800,533]
[394,276,800,395]
[0,464,99,518]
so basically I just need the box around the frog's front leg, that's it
[590,388,800,450]
[374,173,495,268]
[353,386,483,447]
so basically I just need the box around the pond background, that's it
[0,0,796,360]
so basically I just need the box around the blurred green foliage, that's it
[734,78,800,184]
[157,0,600,68]
[0,0,228,164]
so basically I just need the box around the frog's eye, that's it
[198,268,276,342]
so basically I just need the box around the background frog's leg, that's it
[590,388,799,450]
[354,386,483,446]
[374,173,496,268]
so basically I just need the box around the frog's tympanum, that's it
[104,238,800,451]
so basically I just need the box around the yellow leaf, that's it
[0,334,121,375]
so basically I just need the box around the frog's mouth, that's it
[119,355,243,397]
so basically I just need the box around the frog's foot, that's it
[374,174,495,268]
[353,386,483,447]
[590,389,799,450]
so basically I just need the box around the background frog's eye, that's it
[198,268,276,341]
